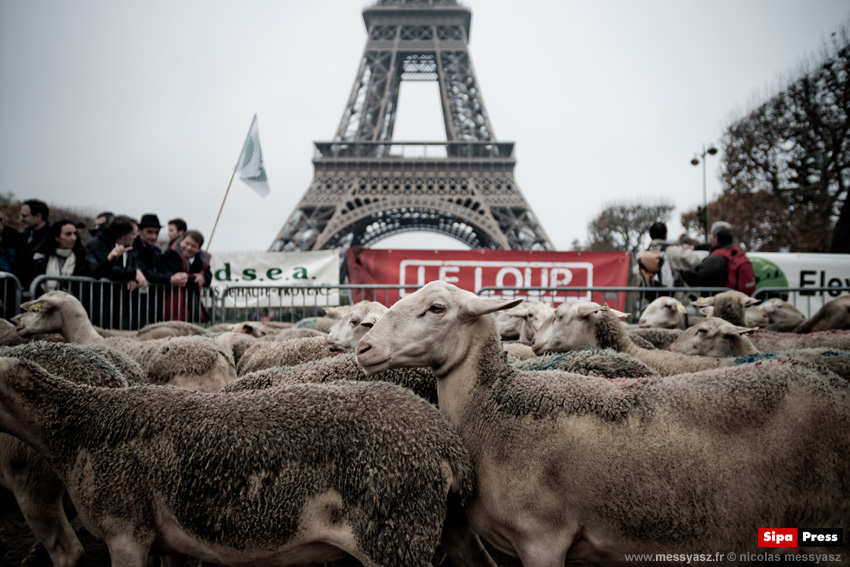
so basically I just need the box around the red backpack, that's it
[710,246,756,295]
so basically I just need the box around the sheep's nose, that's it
[356,343,372,357]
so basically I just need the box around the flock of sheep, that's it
[0,285,848,566]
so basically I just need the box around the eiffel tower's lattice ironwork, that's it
[271,0,553,251]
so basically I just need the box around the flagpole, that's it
[206,114,258,252]
[206,169,237,252]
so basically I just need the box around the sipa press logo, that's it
[759,528,843,548]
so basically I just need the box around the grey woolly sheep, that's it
[101,336,236,391]
[512,347,658,378]
[272,327,328,340]
[224,353,438,405]
[326,300,388,353]
[533,299,735,376]
[795,294,850,333]
[667,317,759,357]
[213,331,260,365]
[693,289,758,326]
[0,358,494,567]
[214,320,295,337]
[0,318,25,346]
[749,329,850,352]
[502,342,537,360]
[663,318,850,379]
[14,291,236,392]
[637,296,689,329]
[356,280,850,566]
[759,297,806,331]
[0,342,130,567]
[135,320,209,340]
[626,327,681,349]
[294,316,337,333]
[236,336,334,376]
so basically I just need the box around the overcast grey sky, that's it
[1,0,847,253]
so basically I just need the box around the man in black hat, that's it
[131,214,172,324]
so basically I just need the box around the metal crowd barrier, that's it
[29,275,217,330]
[217,284,422,324]
[0,271,23,320]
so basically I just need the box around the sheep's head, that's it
[638,296,688,329]
[494,302,531,342]
[356,281,521,375]
[760,298,806,331]
[15,291,80,337]
[326,301,388,353]
[695,291,760,326]
[667,317,758,357]
[745,306,770,328]
[532,300,628,355]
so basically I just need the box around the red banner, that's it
[345,248,630,305]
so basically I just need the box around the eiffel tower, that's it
[270,0,553,251]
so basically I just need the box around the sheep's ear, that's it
[675,301,688,314]
[699,306,713,316]
[694,296,714,306]
[465,296,523,318]
[360,313,382,328]
[600,304,629,319]
[20,298,59,313]
[743,297,762,307]
[576,302,602,318]
[720,322,759,336]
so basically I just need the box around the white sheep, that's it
[355,280,850,565]
[662,318,850,378]
[637,296,689,329]
[758,297,807,331]
[769,294,850,333]
[326,300,388,353]
[532,299,735,376]
[0,357,494,567]
[15,291,236,392]
[666,317,759,357]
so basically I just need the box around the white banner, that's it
[748,252,850,312]
[689,251,850,313]
[210,250,340,309]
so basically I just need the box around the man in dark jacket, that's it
[19,199,50,254]
[682,221,736,288]
[84,215,147,328]
[130,214,171,324]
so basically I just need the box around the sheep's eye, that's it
[429,304,445,314]
[698,328,708,335]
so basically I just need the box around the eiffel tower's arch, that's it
[271,0,552,251]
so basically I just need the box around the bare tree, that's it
[586,201,675,257]
[699,23,850,252]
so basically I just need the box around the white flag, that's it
[234,114,270,197]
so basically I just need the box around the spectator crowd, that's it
[0,199,212,325]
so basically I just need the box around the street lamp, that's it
[691,143,718,241]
